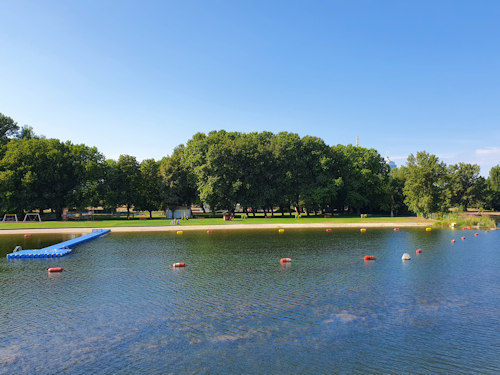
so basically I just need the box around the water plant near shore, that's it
[434,213,497,229]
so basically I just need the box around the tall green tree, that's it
[116,155,141,218]
[403,151,447,216]
[0,138,104,219]
[160,145,197,217]
[487,165,500,210]
[136,159,162,218]
[333,145,390,214]
[0,113,19,144]
[447,163,484,210]
[386,167,409,216]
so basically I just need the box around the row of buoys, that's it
[173,226,494,237]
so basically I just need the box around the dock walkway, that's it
[6,229,110,259]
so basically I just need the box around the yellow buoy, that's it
[278,229,285,234]
[426,228,432,232]
[177,230,183,235]
[360,228,366,232]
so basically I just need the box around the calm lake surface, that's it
[1,228,500,374]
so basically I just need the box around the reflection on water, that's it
[1,228,500,374]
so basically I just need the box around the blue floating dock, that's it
[6,229,110,259]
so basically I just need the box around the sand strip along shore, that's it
[0,222,433,235]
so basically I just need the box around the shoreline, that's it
[0,222,432,235]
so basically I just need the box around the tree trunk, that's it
[55,207,63,221]
[149,210,153,219]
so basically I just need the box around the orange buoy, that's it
[173,262,186,268]
[474,233,478,236]
[467,226,471,230]
[48,267,63,273]
[207,230,213,234]
[451,239,456,243]
[461,236,466,240]
[416,249,422,254]
[364,255,375,261]
[24,234,32,238]
[486,230,489,233]
[394,228,400,231]
[326,228,332,232]
[280,258,292,263]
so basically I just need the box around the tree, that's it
[333,145,390,214]
[136,159,162,218]
[65,143,106,211]
[0,138,105,219]
[447,163,484,210]
[160,145,197,218]
[17,125,37,140]
[487,165,500,210]
[116,155,141,218]
[386,167,409,216]
[402,151,447,216]
[0,113,19,144]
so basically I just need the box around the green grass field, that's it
[0,215,431,229]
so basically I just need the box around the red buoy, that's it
[280,258,292,263]
[364,255,375,261]
[474,233,478,237]
[451,239,456,243]
[394,228,400,231]
[48,267,63,273]
[326,228,332,232]
[173,262,186,268]
[461,236,466,240]
[416,249,422,254]
[24,234,32,238]
[467,226,471,230]
[207,230,213,234]
[486,230,489,233]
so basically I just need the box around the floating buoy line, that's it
[36,227,493,274]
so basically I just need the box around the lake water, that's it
[1,228,500,374]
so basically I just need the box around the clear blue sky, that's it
[1,0,499,174]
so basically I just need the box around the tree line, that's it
[1,113,499,219]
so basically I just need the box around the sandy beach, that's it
[0,221,432,235]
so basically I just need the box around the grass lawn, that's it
[0,216,431,229]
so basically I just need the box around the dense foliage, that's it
[0,113,498,218]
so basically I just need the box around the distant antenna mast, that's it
[356,136,359,147]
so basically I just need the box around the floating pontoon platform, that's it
[6,229,110,259]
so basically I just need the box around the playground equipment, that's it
[2,214,18,222]
[23,213,41,222]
